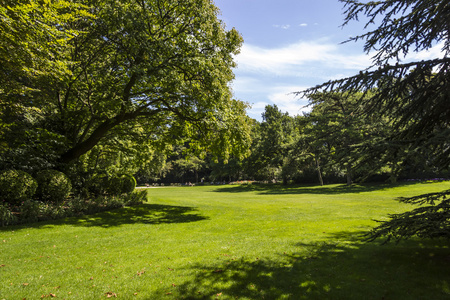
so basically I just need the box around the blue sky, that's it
[213,0,443,120]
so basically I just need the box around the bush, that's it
[88,173,109,196]
[1,189,137,226]
[120,174,137,194]
[0,203,17,226]
[107,175,123,195]
[19,199,41,223]
[0,169,37,204]
[36,170,72,203]
[100,174,137,196]
[124,189,147,206]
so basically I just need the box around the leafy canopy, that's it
[0,0,251,178]
[299,0,450,242]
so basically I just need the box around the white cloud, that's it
[235,40,372,77]
[232,40,446,120]
[233,80,311,118]
[249,101,270,113]
[267,87,311,116]
[299,23,308,27]
[244,89,310,119]
[245,101,270,120]
[407,42,446,61]
[230,76,261,94]
[273,24,291,30]
[231,39,372,119]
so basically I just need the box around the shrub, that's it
[101,174,137,196]
[0,203,17,226]
[38,202,69,220]
[19,200,41,223]
[89,173,109,196]
[107,175,123,195]
[124,189,147,206]
[36,170,72,203]
[0,169,37,204]
[120,174,137,194]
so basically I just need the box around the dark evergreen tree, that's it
[300,0,450,242]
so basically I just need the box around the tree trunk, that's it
[346,165,353,186]
[59,110,150,164]
[315,156,324,186]
[389,162,398,184]
[59,119,117,164]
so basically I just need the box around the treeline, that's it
[138,91,449,186]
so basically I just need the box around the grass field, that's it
[1,182,450,299]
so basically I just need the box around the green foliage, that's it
[106,175,124,196]
[1,0,250,193]
[63,195,125,216]
[88,173,110,196]
[300,0,450,241]
[104,174,137,196]
[89,173,136,196]
[303,92,394,184]
[103,174,135,196]
[35,170,72,203]
[0,169,37,204]
[0,190,146,226]
[0,203,16,226]
[123,189,147,206]
[243,105,296,182]
[209,156,243,182]
[18,199,41,223]
[167,155,207,183]
[367,189,450,243]
[120,174,137,195]
[0,0,92,96]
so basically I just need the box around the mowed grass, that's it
[1,182,450,299]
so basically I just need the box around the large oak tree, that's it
[0,0,250,173]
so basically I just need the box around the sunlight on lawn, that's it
[1,182,450,299]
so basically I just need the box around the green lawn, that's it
[1,182,450,299]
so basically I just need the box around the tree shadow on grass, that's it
[67,204,209,228]
[212,182,413,195]
[154,232,450,299]
[0,204,209,231]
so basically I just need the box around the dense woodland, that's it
[1,0,450,241]
[138,96,449,186]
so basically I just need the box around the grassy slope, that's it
[1,182,450,299]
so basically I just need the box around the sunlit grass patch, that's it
[1,181,450,299]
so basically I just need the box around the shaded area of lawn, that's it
[157,233,450,299]
[68,204,209,228]
[212,181,447,195]
[0,204,208,231]
[212,183,397,195]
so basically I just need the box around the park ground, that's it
[1,181,450,299]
